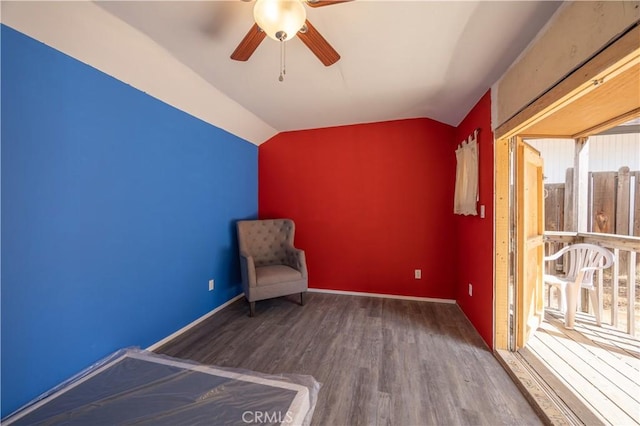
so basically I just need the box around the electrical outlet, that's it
[468,283,473,296]
[209,279,214,291]
[415,269,422,279]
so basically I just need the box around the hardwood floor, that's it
[155,292,542,425]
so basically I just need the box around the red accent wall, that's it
[259,118,456,299]
[453,90,494,348]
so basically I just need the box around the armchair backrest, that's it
[237,219,296,267]
[554,243,614,285]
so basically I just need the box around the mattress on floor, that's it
[4,348,320,426]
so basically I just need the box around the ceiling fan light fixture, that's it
[253,0,307,41]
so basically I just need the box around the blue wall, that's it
[1,25,258,417]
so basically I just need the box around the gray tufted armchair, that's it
[236,219,308,317]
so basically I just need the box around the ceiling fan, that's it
[230,0,351,68]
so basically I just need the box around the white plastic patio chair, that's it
[543,243,614,329]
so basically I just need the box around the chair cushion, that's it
[256,265,303,286]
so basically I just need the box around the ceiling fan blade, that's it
[305,0,353,7]
[230,23,266,61]
[298,19,340,66]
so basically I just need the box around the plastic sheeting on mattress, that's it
[3,348,320,426]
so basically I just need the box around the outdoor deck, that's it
[520,310,640,425]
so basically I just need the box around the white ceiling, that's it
[95,1,562,133]
[12,0,548,135]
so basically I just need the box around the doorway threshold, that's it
[495,349,586,426]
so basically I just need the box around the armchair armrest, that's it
[543,249,567,262]
[285,247,308,278]
[580,263,610,273]
[239,251,257,288]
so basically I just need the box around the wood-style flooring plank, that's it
[155,292,542,426]
[520,346,605,426]
[546,315,640,386]
[525,312,640,425]
[528,327,637,425]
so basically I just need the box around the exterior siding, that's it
[529,133,640,184]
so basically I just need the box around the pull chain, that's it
[274,31,288,82]
[279,40,286,82]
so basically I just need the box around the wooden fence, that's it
[545,166,640,236]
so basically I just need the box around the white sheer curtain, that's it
[454,130,479,216]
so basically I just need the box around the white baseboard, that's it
[146,293,245,351]
[308,288,456,304]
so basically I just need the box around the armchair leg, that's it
[564,282,580,329]
[300,292,306,306]
[559,285,567,313]
[589,288,601,326]
[249,301,255,317]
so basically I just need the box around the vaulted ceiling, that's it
[96,1,563,132]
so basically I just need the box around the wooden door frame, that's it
[493,25,640,350]
[515,138,545,349]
